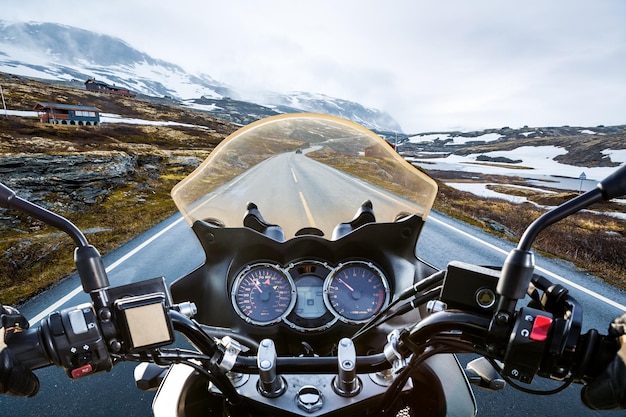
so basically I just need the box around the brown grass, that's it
[305,150,626,289]
[0,151,207,304]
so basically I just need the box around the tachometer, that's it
[232,263,296,325]
[324,261,390,324]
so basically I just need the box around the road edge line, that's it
[29,216,185,323]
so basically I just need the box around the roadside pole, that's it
[578,171,586,193]
[0,84,7,118]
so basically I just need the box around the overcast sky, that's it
[3,0,626,133]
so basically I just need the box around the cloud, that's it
[2,0,625,132]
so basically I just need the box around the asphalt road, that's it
[188,151,423,238]
[2,153,625,416]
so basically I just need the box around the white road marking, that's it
[428,214,626,312]
[29,216,186,324]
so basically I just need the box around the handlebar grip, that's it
[6,325,54,371]
[573,330,619,381]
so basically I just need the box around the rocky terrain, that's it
[400,124,626,168]
[0,145,205,221]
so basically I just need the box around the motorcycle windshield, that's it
[171,113,438,239]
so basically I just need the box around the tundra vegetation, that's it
[0,73,625,305]
[433,176,626,289]
[0,73,235,303]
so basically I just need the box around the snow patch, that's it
[182,100,222,112]
[100,113,212,129]
[409,132,502,145]
[2,110,38,117]
[602,149,626,164]
[447,182,626,220]
[446,182,528,203]
[413,145,625,180]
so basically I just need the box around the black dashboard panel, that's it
[170,215,435,355]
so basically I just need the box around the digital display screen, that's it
[295,275,326,319]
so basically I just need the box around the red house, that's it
[34,102,101,126]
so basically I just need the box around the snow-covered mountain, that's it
[0,21,233,99]
[0,21,401,131]
[260,91,402,132]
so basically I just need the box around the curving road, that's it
[1,152,625,416]
[185,151,423,238]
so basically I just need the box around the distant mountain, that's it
[260,91,402,132]
[0,21,401,131]
[0,21,235,99]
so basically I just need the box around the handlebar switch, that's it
[41,303,112,378]
[502,307,553,383]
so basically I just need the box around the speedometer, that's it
[324,261,390,324]
[231,263,296,325]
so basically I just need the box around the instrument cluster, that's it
[231,260,390,331]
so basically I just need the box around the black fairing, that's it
[170,215,436,355]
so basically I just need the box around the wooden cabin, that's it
[34,102,101,126]
[84,78,135,97]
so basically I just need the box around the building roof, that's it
[34,102,102,112]
[85,78,130,91]
[85,78,107,85]
[86,78,113,87]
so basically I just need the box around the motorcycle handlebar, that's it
[8,306,393,378]
[165,310,392,374]
[7,296,609,386]
[401,303,613,386]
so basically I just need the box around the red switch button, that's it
[529,315,552,341]
[71,364,93,379]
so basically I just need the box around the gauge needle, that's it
[337,278,355,292]
[253,279,263,293]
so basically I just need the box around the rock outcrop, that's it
[0,151,136,210]
[0,150,205,216]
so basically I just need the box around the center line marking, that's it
[298,192,317,228]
